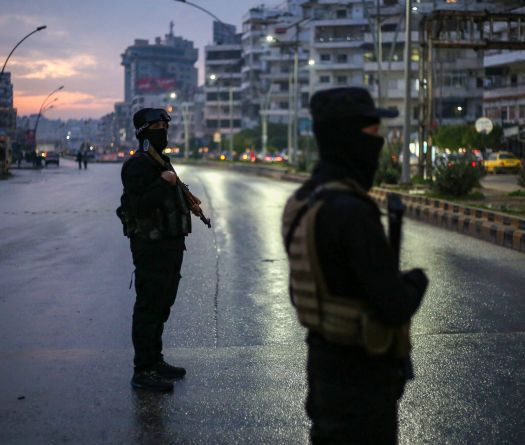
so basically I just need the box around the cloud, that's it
[10,54,97,80]
[0,14,42,28]
[14,90,119,117]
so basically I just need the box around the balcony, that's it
[206,59,242,66]
[363,61,418,72]
[364,31,419,44]
[485,51,525,68]
[242,63,262,73]
[313,38,364,49]
[314,60,364,71]
[484,83,525,102]
[368,86,418,100]
[314,18,368,28]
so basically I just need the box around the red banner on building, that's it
[136,77,176,93]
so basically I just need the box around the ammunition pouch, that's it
[116,191,137,237]
[116,184,191,240]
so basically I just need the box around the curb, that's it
[179,160,525,254]
[369,189,525,254]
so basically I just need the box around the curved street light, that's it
[1,25,47,77]
[173,0,226,26]
[33,86,64,154]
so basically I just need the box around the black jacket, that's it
[296,160,426,326]
[121,151,176,219]
[297,160,427,381]
[120,151,191,239]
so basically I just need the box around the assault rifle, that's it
[177,179,211,228]
[387,192,405,266]
[387,192,415,379]
[144,144,212,228]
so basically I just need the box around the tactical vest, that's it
[117,153,191,240]
[282,180,410,358]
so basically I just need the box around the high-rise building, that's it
[204,22,243,150]
[121,22,198,104]
[120,23,198,145]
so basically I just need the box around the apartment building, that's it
[241,5,283,128]
[483,5,525,155]
[204,24,243,149]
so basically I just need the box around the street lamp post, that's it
[181,102,191,159]
[33,86,64,154]
[209,74,222,154]
[260,86,274,157]
[173,1,226,26]
[229,87,234,153]
[168,91,192,159]
[266,34,300,166]
[1,26,47,77]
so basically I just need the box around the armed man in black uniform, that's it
[282,88,428,444]
[117,108,209,392]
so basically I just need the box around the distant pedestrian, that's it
[76,150,83,170]
[83,151,88,169]
[282,87,428,444]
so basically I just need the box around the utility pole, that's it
[401,0,412,185]
[292,47,300,167]
[376,0,383,107]
[182,102,190,159]
[287,65,294,164]
[229,87,234,153]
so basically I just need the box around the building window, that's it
[336,54,348,64]
[336,9,347,19]
[364,73,377,86]
[320,54,331,62]
[519,105,525,120]
[319,75,330,84]
[509,106,516,121]
[279,101,288,110]
[336,76,347,85]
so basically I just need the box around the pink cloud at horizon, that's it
[14,90,120,120]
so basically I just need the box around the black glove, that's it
[401,268,428,295]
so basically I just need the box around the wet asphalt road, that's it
[0,159,524,445]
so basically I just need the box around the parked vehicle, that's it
[435,152,482,168]
[483,151,521,174]
[41,151,60,166]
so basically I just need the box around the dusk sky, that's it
[1,0,275,119]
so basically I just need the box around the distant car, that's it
[435,153,483,170]
[483,151,521,174]
[42,151,60,166]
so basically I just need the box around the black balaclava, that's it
[313,115,384,190]
[140,127,168,154]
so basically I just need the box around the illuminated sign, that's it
[136,77,176,93]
